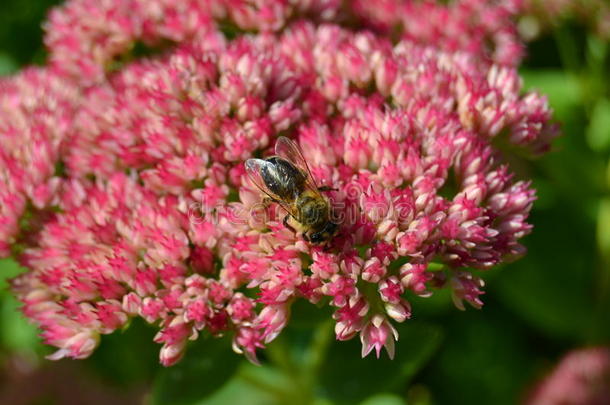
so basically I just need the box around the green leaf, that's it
[0,292,40,353]
[595,198,610,341]
[0,258,26,288]
[0,52,17,76]
[599,198,610,261]
[521,70,606,206]
[0,0,59,66]
[520,69,581,119]
[86,318,160,385]
[196,370,277,405]
[607,159,610,189]
[359,393,407,405]
[318,321,442,404]
[197,379,275,405]
[409,287,453,318]
[288,298,334,329]
[151,336,242,405]
[587,98,610,152]
[0,259,41,354]
[418,303,540,405]
[197,363,285,405]
[494,203,598,341]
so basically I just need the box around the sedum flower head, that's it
[2,0,558,365]
[526,347,610,405]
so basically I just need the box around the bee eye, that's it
[309,232,324,243]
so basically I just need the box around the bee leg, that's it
[282,214,296,233]
[318,186,338,192]
[262,197,284,209]
[261,197,274,207]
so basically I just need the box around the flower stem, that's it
[266,335,312,405]
[303,319,335,388]
[239,367,289,401]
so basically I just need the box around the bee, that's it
[245,136,338,244]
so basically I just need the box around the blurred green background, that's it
[0,1,608,404]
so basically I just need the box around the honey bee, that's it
[246,136,338,244]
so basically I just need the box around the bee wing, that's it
[245,158,296,216]
[274,136,321,194]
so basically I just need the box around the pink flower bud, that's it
[256,304,290,344]
[360,314,398,359]
[385,298,412,323]
[362,257,387,283]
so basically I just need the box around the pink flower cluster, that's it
[0,69,80,257]
[350,0,525,66]
[3,0,557,366]
[45,0,527,85]
[526,347,610,405]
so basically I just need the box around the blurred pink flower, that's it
[1,0,558,365]
[525,347,610,405]
[351,0,525,65]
